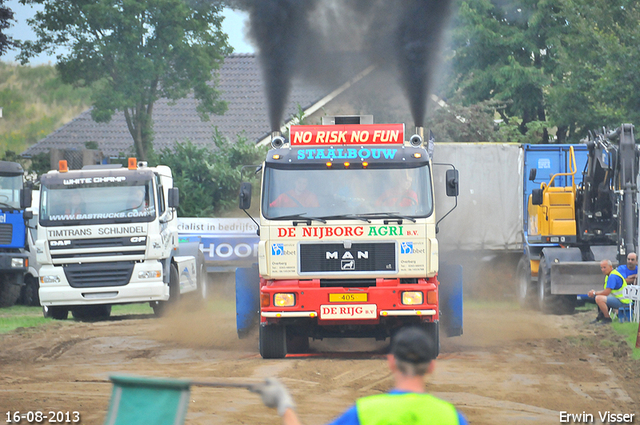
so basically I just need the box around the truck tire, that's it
[538,256,576,315]
[43,306,68,320]
[286,330,309,354]
[71,305,112,320]
[259,324,287,359]
[0,279,22,308]
[516,255,537,309]
[421,322,440,359]
[23,277,40,307]
[153,264,180,317]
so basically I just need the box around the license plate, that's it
[320,304,377,319]
[329,293,368,302]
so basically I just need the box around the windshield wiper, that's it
[357,212,417,223]
[271,213,327,224]
[319,214,371,223]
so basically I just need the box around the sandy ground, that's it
[1,282,639,425]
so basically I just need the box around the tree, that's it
[445,0,570,143]
[19,0,232,160]
[155,129,266,217]
[0,0,16,57]
[546,0,640,141]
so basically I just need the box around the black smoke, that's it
[234,0,319,131]
[234,0,453,130]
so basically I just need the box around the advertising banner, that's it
[178,218,259,271]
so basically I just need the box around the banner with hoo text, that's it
[178,218,259,270]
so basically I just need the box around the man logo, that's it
[272,244,284,256]
[400,242,413,254]
[341,260,355,270]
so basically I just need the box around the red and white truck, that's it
[238,116,462,358]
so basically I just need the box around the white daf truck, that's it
[36,159,206,319]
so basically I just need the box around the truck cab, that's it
[37,159,205,319]
[0,161,32,307]
[239,117,462,358]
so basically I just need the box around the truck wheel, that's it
[421,322,440,359]
[0,275,22,307]
[516,256,537,309]
[259,324,287,359]
[43,306,68,320]
[286,330,309,354]
[538,256,576,315]
[23,277,40,307]
[153,264,180,317]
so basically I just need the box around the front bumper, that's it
[260,278,438,325]
[39,261,167,306]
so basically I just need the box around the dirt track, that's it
[1,283,639,425]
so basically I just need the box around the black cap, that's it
[391,327,436,364]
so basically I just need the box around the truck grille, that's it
[49,237,145,250]
[64,261,135,288]
[0,224,12,245]
[299,242,396,273]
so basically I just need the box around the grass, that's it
[0,305,49,334]
[0,303,155,334]
[0,62,92,156]
[611,321,640,360]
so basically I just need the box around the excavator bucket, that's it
[549,262,602,295]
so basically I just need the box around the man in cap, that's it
[251,326,468,425]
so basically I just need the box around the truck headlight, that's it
[138,271,161,279]
[274,293,295,307]
[11,258,25,268]
[40,276,60,284]
[401,291,423,305]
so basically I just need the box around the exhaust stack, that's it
[271,131,285,149]
[409,126,424,146]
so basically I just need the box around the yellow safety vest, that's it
[605,269,631,304]
[356,393,459,425]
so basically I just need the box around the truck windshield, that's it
[262,165,433,219]
[0,175,22,210]
[40,180,156,225]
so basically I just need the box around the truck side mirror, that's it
[531,188,543,205]
[445,169,459,197]
[20,188,32,209]
[529,168,537,181]
[168,187,180,208]
[239,182,252,210]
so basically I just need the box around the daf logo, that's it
[131,236,146,243]
[50,240,71,247]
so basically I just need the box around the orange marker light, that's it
[128,157,138,170]
[326,162,332,168]
[344,162,350,168]
[59,160,68,173]
[362,162,369,168]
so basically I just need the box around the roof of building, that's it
[22,54,335,157]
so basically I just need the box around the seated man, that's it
[376,173,418,208]
[588,259,631,324]
[617,252,637,285]
[270,177,319,208]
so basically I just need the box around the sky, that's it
[2,1,255,65]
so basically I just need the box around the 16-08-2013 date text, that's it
[5,411,80,424]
